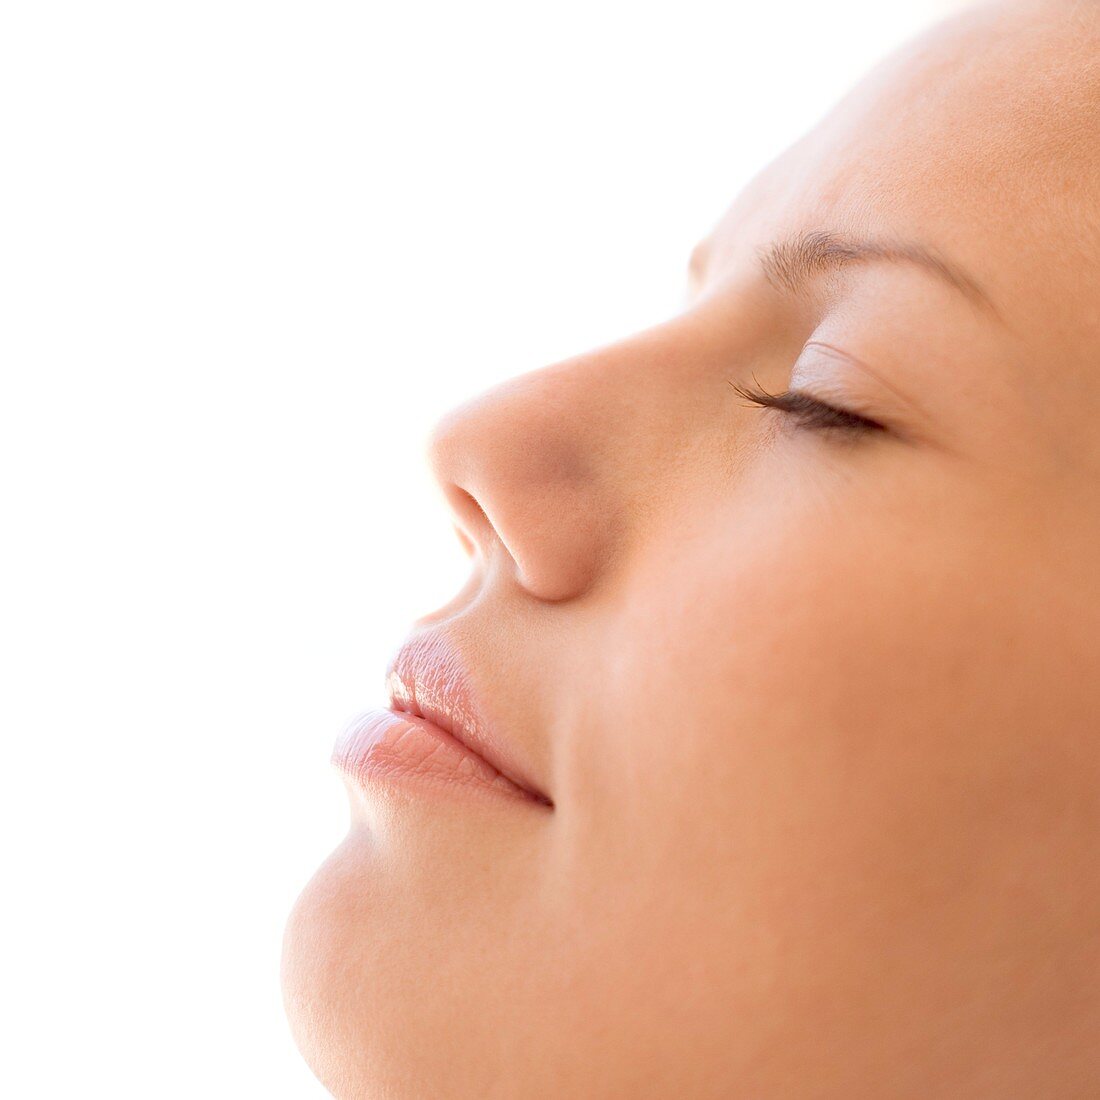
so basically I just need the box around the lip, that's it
[332,630,553,808]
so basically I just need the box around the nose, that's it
[425,351,635,603]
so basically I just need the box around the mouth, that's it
[332,629,553,809]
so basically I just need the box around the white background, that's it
[2,1,956,1095]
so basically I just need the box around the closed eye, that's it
[727,378,886,436]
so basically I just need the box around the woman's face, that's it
[284,4,1100,1096]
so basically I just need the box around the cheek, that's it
[565,484,1093,1056]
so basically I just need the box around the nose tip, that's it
[424,371,620,603]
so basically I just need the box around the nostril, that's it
[443,485,496,559]
[454,524,476,557]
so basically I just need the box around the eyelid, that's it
[728,378,884,433]
[792,340,931,433]
[791,341,877,395]
[786,387,884,431]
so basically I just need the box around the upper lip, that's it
[384,629,552,807]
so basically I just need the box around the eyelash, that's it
[727,378,886,437]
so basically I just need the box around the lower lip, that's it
[332,708,545,806]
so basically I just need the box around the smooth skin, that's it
[283,1,1100,1095]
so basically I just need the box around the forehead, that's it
[699,0,1100,365]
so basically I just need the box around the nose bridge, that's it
[425,348,645,604]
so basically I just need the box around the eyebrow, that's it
[757,229,999,319]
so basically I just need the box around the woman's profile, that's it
[283,1,1100,1095]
